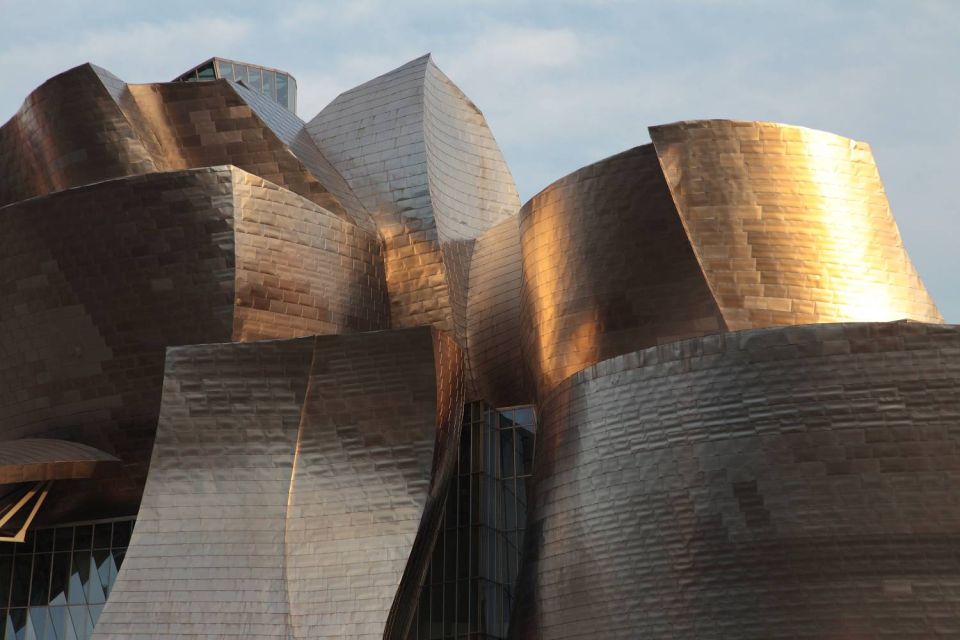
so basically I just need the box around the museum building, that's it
[0,53,957,640]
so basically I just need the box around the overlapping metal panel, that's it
[510,321,960,639]
[92,327,464,640]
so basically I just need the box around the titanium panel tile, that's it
[511,321,960,639]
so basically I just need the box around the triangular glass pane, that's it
[85,555,105,605]
[25,608,44,640]
[10,608,27,640]
[47,607,67,640]
[85,605,102,630]
[67,553,88,605]
[94,551,110,592]
[66,608,87,640]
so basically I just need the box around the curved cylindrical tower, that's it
[511,321,960,639]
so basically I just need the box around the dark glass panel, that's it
[9,556,31,608]
[6,607,26,640]
[0,542,13,556]
[512,407,535,427]
[32,532,52,555]
[27,607,46,640]
[457,527,469,577]
[275,73,289,107]
[53,528,72,554]
[248,67,262,92]
[216,60,234,81]
[518,429,535,475]
[456,474,470,528]
[72,527,91,552]
[111,521,131,550]
[67,552,88,605]
[262,69,275,99]
[471,421,483,474]
[443,576,455,637]
[21,532,34,554]
[28,554,50,606]
[500,428,515,479]
[0,555,10,609]
[456,580,469,635]
[197,63,216,80]
[443,532,456,584]
[429,586,442,640]
[48,554,69,607]
[92,525,111,550]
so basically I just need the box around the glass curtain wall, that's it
[408,402,536,640]
[0,518,134,640]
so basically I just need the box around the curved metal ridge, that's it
[0,439,119,484]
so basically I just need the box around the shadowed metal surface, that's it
[510,321,960,640]
[0,64,157,208]
[93,327,464,639]
[0,439,119,484]
[650,120,943,329]
[519,144,724,400]
[0,166,388,522]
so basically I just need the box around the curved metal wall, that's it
[519,144,725,399]
[0,166,389,522]
[306,54,522,362]
[511,321,960,639]
[650,120,943,328]
[0,64,157,208]
[93,327,465,640]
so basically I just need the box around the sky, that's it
[1,0,957,320]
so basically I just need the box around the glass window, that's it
[288,76,297,113]
[248,66,262,92]
[216,60,234,81]
[0,554,11,608]
[10,555,31,607]
[275,74,289,108]
[92,524,111,550]
[262,69,275,99]
[197,63,216,80]
[29,553,51,605]
[234,64,248,85]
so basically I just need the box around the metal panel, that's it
[93,327,464,639]
[650,120,943,329]
[0,64,157,208]
[0,439,119,484]
[91,338,314,639]
[306,55,521,356]
[511,321,960,639]
[519,144,724,399]
[0,166,389,522]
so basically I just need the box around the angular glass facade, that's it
[408,403,536,639]
[0,519,133,640]
[173,57,297,113]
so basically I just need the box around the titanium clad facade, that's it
[0,165,388,524]
[1,54,956,640]
[519,144,725,399]
[306,54,521,353]
[650,120,943,328]
[94,328,464,639]
[510,322,960,639]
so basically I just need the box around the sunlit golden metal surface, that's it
[93,327,464,640]
[650,120,942,329]
[519,144,724,400]
[511,321,960,639]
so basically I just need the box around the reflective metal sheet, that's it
[511,321,960,639]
